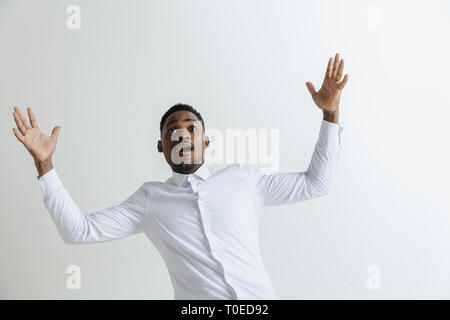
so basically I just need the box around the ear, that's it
[204,136,210,148]
[157,140,162,153]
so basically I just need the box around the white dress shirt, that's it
[37,120,343,299]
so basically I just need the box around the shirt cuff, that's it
[319,119,344,148]
[37,168,64,195]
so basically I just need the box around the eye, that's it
[189,126,196,132]
[168,127,176,134]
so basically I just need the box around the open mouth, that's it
[179,145,194,156]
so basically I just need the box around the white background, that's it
[1,0,450,299]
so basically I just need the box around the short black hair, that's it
[159,103,205,135]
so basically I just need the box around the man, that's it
[12,53,348,299]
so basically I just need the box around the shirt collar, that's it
[170,162,210,187]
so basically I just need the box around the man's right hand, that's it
[12,106,61,177]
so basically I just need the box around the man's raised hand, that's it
[305,53,349,113]
[12,106,61,162]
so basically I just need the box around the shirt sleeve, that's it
[252,120,343,207]
[38,168,146,244]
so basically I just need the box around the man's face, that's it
[158,110,209,174]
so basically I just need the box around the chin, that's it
[173,162,198,173]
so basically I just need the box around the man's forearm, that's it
[35,158,53,178]
[322,110,339,124]
[37,167,146,244]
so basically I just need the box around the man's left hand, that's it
[306,53,349,115]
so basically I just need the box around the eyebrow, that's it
[165,118,198,127]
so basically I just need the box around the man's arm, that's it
[38,168,146,244]
[12,106,145,244]
[254,53,348,206]
[255,119,343,206]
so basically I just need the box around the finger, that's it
[331,53,340,79]
[335,59,344,82]
[12,128,25,143]
[27,107,39,129]
[51,126,61,140]
[305,82,317,96]
[13,110,28,135]
[338,74,349,90]
[325,57,333,79]
[14,106,31,130]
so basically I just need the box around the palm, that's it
[312,78,343,112]
[306,53,349,113]
[22,128,56,161]
[12,107,61,162]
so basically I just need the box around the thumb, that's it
[51,126,61,140]
[305,82,316,97]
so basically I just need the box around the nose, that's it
[178,130,191,143]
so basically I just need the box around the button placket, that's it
[193,185,238,299]
[188,176,198,192]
